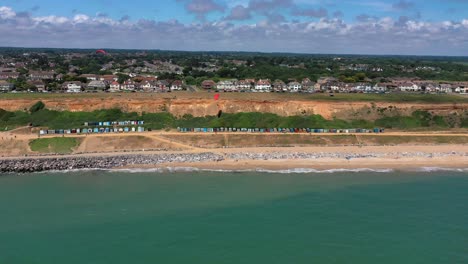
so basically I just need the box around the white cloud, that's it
[0,6,16,19]
[0,6,467,55]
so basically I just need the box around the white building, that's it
[254,79,271,92]
[109,81,121,92]
[217,79,237,91]
[63,81,83,93]
[288,81,302,92]
[398,83,420,92]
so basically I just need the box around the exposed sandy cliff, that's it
[0,97,466,120]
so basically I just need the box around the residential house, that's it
[80,74,98,81]
[321,81,345,92]
[155,80,169,92]
[121,80,137,91]
[100,75,118,82]
[254,79,271,92]
[236,80,252,91]
[420,82,438,93]
[140,80,157,92]
[438,83,453,93]
[170,80,184,91]
[28,80,46,92]
[217,79,237,92]
[62,81,83,93]
[86,80,107,92]
[352,83,373,93]
[398,82,420,92]
[454,83,468,94]
[374,83,389,93]
[201,80,216,89]
[301,78,315,92]
[317,77,337,85]
[0,72,19,80]
[288,81,302,92]
[109,81,121,92]
[272,80,287,92]
[0,80,14,92]
[29,71,54,80]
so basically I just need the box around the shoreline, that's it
[1,145,467,173]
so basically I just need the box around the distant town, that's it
[0,48,467,94]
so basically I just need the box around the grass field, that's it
[161,134,468,148]
[0,91,467,103]
[29,137,81,154]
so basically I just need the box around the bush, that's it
[29,101,45,113]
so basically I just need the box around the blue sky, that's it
[1,0,468,55]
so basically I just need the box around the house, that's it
[217,79,237,92]
[86,80,107,91]
[80,74,98,81]
[420,82,438,93]
[156,80,170,92]
[353,83,373,93]
[374,83,389,92]
[29,71,55,80]
[140,80,157,92]
[100,74,118,82]
[28,80,46,92]
[236,80,252,91]
[0,72,19,80]
[62,81,83,93]
[122,80,137,91]
[201,80,216,89]
[170,80,184,91]
[438,83,453,93]
[321,81,345,92]
[301,78,315,92]
[272,80,287,92]
[317,77,338,85]
[288,81,302,92]
[398,82,420,92]
[254,79,271,92]
[109,81,121,92]
[0,80,14,92]
[454,83,468,94]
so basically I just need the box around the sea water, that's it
[0,169,467,263]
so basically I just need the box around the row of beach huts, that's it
[177,127,385,133]
[39,127,146,135]
[39,120,147,135]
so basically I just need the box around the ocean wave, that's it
[416,167,468,172]
[24,166,468,175]
[110,167,394,174]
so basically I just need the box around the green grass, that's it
[302,93,468,103]
[29,137,81,154]
[1,91,467,103]
[0,107,466,131]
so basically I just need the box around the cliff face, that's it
[0,98,465,120]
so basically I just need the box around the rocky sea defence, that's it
[0,153,224,173]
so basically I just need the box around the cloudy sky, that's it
[1,0,468,55]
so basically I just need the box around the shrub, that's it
[29,101,45,113]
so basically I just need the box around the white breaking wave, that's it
[417,167,468,172]
[109,167,395,174]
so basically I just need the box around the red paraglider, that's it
[214,93,220,100]
[95,49,107,55]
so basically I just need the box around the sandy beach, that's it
[1,129,467,172]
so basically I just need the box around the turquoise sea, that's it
[0,169,467,263]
